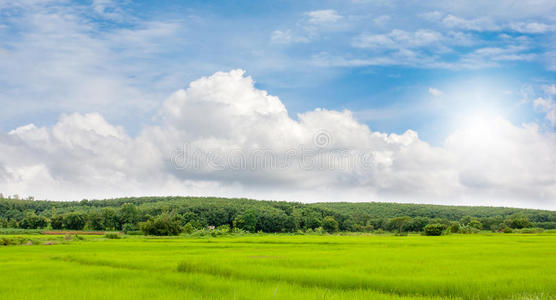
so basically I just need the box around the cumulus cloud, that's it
[0,70,554,208]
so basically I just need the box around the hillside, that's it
[1,196,555,232]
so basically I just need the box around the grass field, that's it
[0,233,555,299]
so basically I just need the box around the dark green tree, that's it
[140,213,182,236]
[63,213,87,230]
[117,203,140,229]
[423,223,445,236]
[322,216,339,233]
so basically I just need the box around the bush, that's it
[62,213,87,230]
[233,210,257,233]
[19,214,49,229]
[353,223,374,232]
[140,213,182,236]
[322,216,339,233]
[448,222,460,233]
[50,215,64,230]
[183,222,194,234]
[105,232,121,239]
[458,225,480,234]
[125,230,143,235]
[388,216,412,233]
[121,223,137,233]
[423,223,445,236]
[468,220,482,230]
[216,224,230,233]
[504,215,532,229]
[532,222,556,229]
[315,227,326,235]
[517,227,543,234]
[503,227,513,233]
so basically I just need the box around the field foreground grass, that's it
[0,233,555,299]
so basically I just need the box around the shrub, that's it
[19,214,49,229]
[62,213,87,230]
[140,213,182,236]
[388,216,412,233]
[518,227,543,234]
[322,216,339,233]
[183,222,194,234]
[448,222,460,233]
[502,227,513,233]
[105,232,121,239]
[315,227,326,235]
[87,211,105,231]
[125,230,143,235]
[423,223,445,236]
[504,215,532,229]
[121,223,137,233]
[216,224,230,233]
[469,220,482,230]
[458,225,480,234]
[233,210,257,233]
[354,223,374,232]
[532,222,556,229]
[50,215,64,230]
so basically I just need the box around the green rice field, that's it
[0,233,555,299]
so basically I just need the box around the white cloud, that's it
[352,29,443,49]
[509,22,555,33]
[534,97,556,126]
[424,11,555,34]
[0,1,187,128]
[0,70,554,208]
[305,9,343,25]
[373,15,390,26]
[270,9,346,45]
[91,0,125,20]
[429,88,443,96]
[442,15,500,31]
[543,84,556,96]
[270,30,309,44]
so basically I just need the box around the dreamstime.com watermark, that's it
[171,130,376,171]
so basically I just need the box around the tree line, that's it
[1,196,555,235]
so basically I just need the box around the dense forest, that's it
[1,195,555,235]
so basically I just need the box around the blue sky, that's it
[1,0,555,140]
[0,0,555,207]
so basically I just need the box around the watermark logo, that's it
[171,129,375,171]
[313,129,331,148]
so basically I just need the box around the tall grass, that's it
[0,233,554,299]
